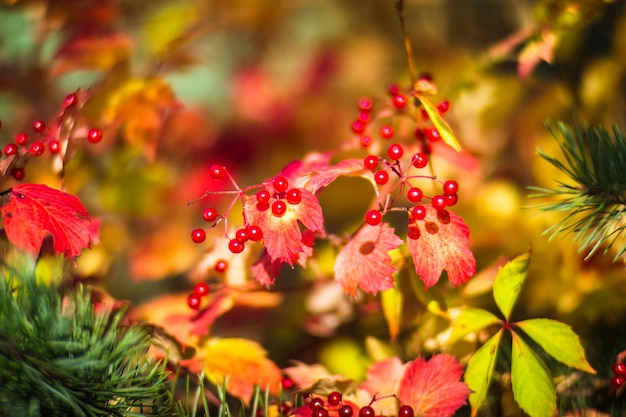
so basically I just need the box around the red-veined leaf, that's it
[407,205,475,289]
[359,357,406,415]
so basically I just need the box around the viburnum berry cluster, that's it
[611,361,626,391]
[291,392,415,417]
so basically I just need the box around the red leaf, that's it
[334,223,403,296]
[0,184,98,261]
[359,357,407,415]
[302,158,373,194]
[407,205,475,289]
[244,188,324,266]
[397,353,470,417]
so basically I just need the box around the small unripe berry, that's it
[374,170,389,185]
[365,209,382,226]
[191,228,206,243]
[87,128,103,143]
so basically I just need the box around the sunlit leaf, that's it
[418,94,461,152]
[360,357,406,416]
[465,330,503,416]
[381,286,402,340]
[447,308,501,344]
[493,252,531,321]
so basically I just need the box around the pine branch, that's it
[529,121,626,261]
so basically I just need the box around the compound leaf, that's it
[448,308,501,344]
[465,329,503,416]
[493,252,531,321]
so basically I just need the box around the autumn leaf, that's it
[54,33,133,75]
[244,188,324,266]
[407,205,475,289]
[397,353,470,417]
[301,158,375,194]
[0,184,98,262]
[334,223,403,296]
[359,357,407,415]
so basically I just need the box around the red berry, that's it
[613,362,626,376]
[202,207,219,223]
[327,391,342,406]
[4,143,18,156]
[87,128,103,143]
[309,398,325,409]
[215,259,228,273]
[273,176,289,193]
[228,239,244,254]
[611,375,625,389]
[358,406,375,417]
[414,128,425,140]
[247,225,263,241]
[365,209,382,226]
[443,180,459,195]
[32,120,45,133]
[280,376,294,390]
[15,132,28,146]
[432,195,447,210]
[388,84,400,95]
[411,205,427,221]
[374,170,389,185]
[312,408,329,417]
[209,164,226,179]
[351,120,366,134]
[387,143,404,160]
[412,152,429,169]
[445,194,458,207]
[392,94,407,109]
[272,200,287,217]
[286,188,302,205]
[360,135,372,148]
[363,155,379,170]
[11,167,25,181]
[424,128,441,141]
[358,110,371,123]
[407,187,423,203]
[235,228,249,243]
[191,228,206,243]
[194,282,210,296]
[187,293,202,310]
[49,140,61,154]
[380,125,394,139]
[29,141,45,156]
[398,405,414,417]
[256,189,271,204]
[437,100,450,114]
[338,405,353,417]
[358,97,372,111]
[64,93,78,108]
[418,72,433,82]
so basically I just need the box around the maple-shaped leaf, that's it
[244,188,324,266]
[407,205,475,289]
[251,252,283,286]
[398,353,470,417]
[359,357,407,415]
[335,223,403,296]
[0,184,98,262]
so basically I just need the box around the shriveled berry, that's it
[286,188,302,205]
[365,209,382,226]
[358,406,375,417]
[272,200,287,217]
[327,391,342,406]
[374,170,389,185]
[432,195,447,210]
[412,152,429,169]
[443,180,459,195]
[411,205,427,220]
[611,375,625,389]
[32,120,45,133]
[194,282,210,296]
[392,94,407,109]
[4,143,18,156]
[256,188,271,204]
[209,164,226,179]
[187,293,202,310]
[338,405,353,417]
[228,239,244,254]
[247,225,263,241]
[398,405,414,417]
[191,228,206,243]
[363,155,379,170]
[49,139,61,153]
[351,120,366,134]
[380,125,394,139]
[15,132,28,146]
[273,176,289,193]
[235,228,249,243]
[424,127,441,141]
[11,167,25,181]
[87,128,103,143]
[358,97,372,111]
[407,187,423,203]
[202,207,219,223]
[387,143,404,160]
[29,141,45,156]
[215,259,228,273]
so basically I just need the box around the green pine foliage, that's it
[529,122,626,261]
[0,275,176,417]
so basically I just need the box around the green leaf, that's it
[448,308,501,344]
[511,331,556,417]
[515,318,596,374]
[493,252,531,321]
[418,94,462,152]
[381,286,402,341]
[465,329,503,416]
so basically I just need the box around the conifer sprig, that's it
[529,122,626,261]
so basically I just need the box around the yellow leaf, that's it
[418,94,462,152]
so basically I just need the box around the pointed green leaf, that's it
[465,329,503,416]
[381,286,402,341]
[493,252,531,321]
[511,332,556,417]
[515,318,596,374]
[418,94,462,152]
[448,308,501,344]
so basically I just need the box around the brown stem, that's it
[395,0,418,84]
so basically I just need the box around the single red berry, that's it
[358,110,371,123]
[187,293,202,310]
[365,209,382,226]
[228,239,244,254]
[194,282,210,296]
[87,128,103,143]
[424,127,441,142]
[374,170,389,185]
[611,375,625,389]
[215,259,228,273]
[15,132,28,146]
[256,188,271,204]
[358,406,375,417]
[351,120,366,134]
[443,180,459,195]
[29,141,45,156]
[437,100,450,114]
[4,143,18,156]
[411,205,427,220]
[358,97,373,111]
[64,92,78,108]
[414,128,425,140]
[387,143,404,160]
[327,391,342,407]
[380,125,394,139]
[286,188,302,205]
[235,228,249,243]
[363,155,379,170]
[280,376,294,390]
[272,200,287,217]
[392,94,407,109]
[302,393,312,404]
[445,193,458,207]
[360,135,372,148]
[49,139,61,154]
[11,167,25,181]
[613,362,626,376]
[247,225,263,241]
[273,176,289,193]
[202,207,219,223]
[388,84,400,95]
[191,228,206,243]
[412,152,429,169]
[256,202,270,212]
[312,408,329,417]
[398,405,414,417]
[309,398,325,409]
[432,195,447,210]
[209,164,226,179]
[32,120,45,133]
[338,405,353,417]
[407,187,423,203]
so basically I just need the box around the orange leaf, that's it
[54,34,132,74]
[334,223,403,296]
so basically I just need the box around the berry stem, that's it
[395,0,418,85]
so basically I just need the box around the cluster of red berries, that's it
[255,175,302,216]
[191,221,263,254]
[301,392,415,417]
[611,361,626,389]
[187,282,210,310]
